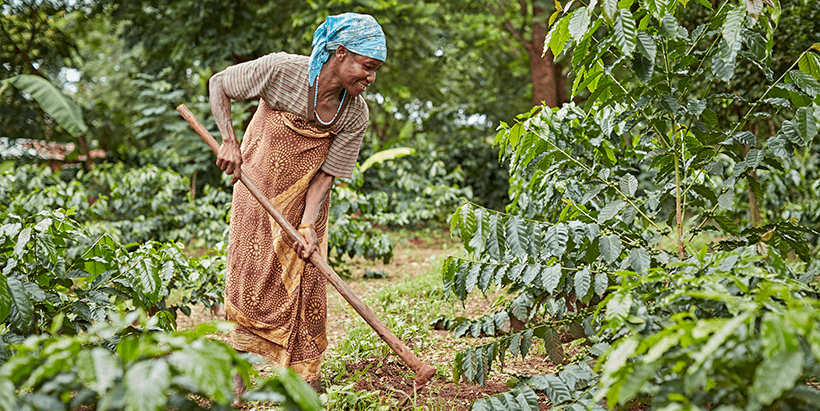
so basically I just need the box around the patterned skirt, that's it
[224,100,332,381]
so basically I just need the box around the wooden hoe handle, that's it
[176,105,436,385]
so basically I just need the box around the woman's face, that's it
[337,47,383,97]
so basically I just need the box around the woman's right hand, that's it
[216,142,242,185]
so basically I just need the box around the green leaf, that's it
[7,278,33,332]
[636,31,656,62]
[613,9,637,58]
[505,216,527,258]
[544,223,568,258]
[628,248,651,275]
[659,13,681,40]
[455,262,469,301]
[788,70,820,98]
[795,106,818,145]
[124,359,171,411]
[541,264,562,294]
[598,200,626,224]
[13,227,31,259]
[520,329,534,358]
[594,272,609,297]
[0,377,14,411]
[479,264,495,293]
[780,120,803,146]
[460,203,477,243]
[359,147,415,173]
[620,174,638,197]
[132,257,160,303]
[602,0,619,25]
[167,341,234,404]
[712,40,742,83]
[3,75,88,137]
[745,149,764,169]
[486,213,503,261]
[466,263,480,294]
[718,189,735,210]
[522,264,540,285]
[713,215,739,236]
[798,52,820,82]
[568,8,590,41]
[543,328,564,365]
[722,5,746,48]
[544,14,571,57]
[77,347,123,394]
[542,374,573,404]
[599,234,623,264]
[574,267,591,298]
[468,207,486,255]
[0,277,10,324]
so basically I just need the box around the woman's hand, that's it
[216,142,242,185]
[295,224,319,260]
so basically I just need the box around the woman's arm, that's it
[209,71,243,185]
[295,170,335,260]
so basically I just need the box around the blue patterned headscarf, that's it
[308,13,387,87]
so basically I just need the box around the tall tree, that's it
[485,0,566,107]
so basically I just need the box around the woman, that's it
[208,13,386,393]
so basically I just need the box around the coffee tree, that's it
[441,0,820,409]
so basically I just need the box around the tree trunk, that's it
[529,5,562,107]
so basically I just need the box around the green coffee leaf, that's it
[713,214,739,236]
[614,10,637,58]
[506,216,527,258]
[602,0,619,25]
[124,359,171,411]
[468,207,486,254]
[599,234,623,265]
[788,70,820,97]
[628,248,651,275]
[7,278,33,332]
[722,5,745,48]
[598,200,626,224]
[594,272,609,297]
[620,174,638,197]
[0,276,11,323]
[486,213,504,261]
[752,350,805,405]
[569,8,590,41]
[541,264,562,294]
[718,190,735,210]
[466,263,480,294]
[544,223,568,257]
[795,106,818,144]
[798,52,820,82]
[574,267,591,299]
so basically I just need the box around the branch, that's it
[488,0,529,50]
[0,19,47,78]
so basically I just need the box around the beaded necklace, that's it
[313,78,346,126]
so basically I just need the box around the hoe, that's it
[177,104,436,387]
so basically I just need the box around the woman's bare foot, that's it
[232,373,247,407]
[308,378,324,394]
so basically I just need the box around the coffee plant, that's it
[441,0,820,409]
[0,209,224,362]
[0,311,322,411]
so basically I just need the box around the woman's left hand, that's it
[296,225,319,260]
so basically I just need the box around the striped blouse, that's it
[219,52,368,179]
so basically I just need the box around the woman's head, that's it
[308,13,387,88]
